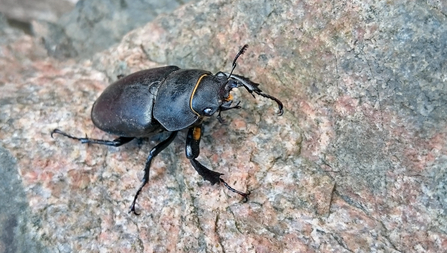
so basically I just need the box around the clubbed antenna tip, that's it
[228,44,249,79]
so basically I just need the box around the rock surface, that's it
[0,0,76,23]
[0,0,446,252]
[32,0,197,59]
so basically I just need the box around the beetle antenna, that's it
[228,44,248,79]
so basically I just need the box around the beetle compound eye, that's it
[203,108,213,116]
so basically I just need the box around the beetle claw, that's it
[50,129,58,138]
[51,128,77,140]
[242,191,251,203]
[129,203,141,215]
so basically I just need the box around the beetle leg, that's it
[129,131,177,215]
[51,128,134,147]
[217,101,241,124]
[220,100,241,111]
[186,125,250,202]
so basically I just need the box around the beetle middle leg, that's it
[129,131,177,214]
[52,128,178,214]
[186,125,250,201]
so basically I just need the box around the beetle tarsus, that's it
[220,178,251,202]
[190,159,250,202]
[51,128,74,139]
[51,128,134,147]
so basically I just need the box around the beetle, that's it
[51,45,283,214]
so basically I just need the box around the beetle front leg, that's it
[186,125,250,202]
[129,131,177,215]
[217,101,241,124]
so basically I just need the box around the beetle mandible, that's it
[51,45,283,214]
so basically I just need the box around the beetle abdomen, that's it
[91,66,180,137]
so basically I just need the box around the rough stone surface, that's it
[0,145,46,253]
[0,0,76,23]
[0,0,446,252]
[32,0,197,59]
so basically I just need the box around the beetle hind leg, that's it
[51,128,134,147]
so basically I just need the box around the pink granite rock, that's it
[0,0,446,252]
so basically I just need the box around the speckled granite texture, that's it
[0,0,446,252]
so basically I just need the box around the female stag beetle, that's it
[51,45,283,214]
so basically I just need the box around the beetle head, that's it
[190,74,230,117]
[191,44,247,118]
[193,44,284,122]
